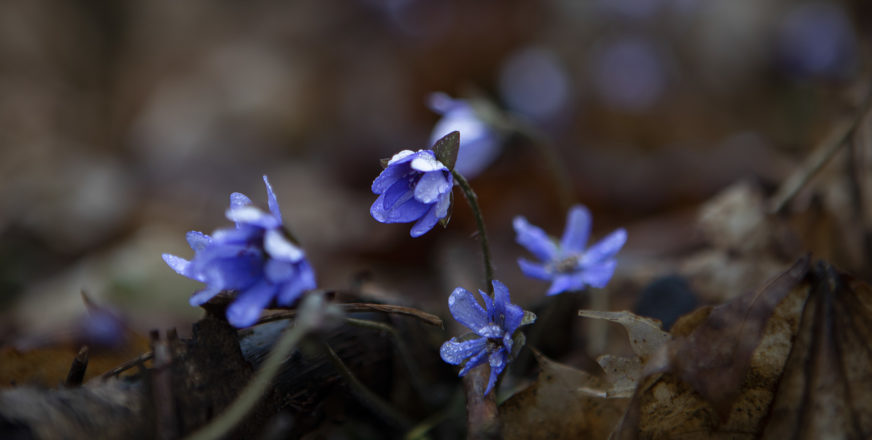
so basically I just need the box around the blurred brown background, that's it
[0,0,869,357]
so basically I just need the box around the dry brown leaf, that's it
[576,310,672,399]
[499,350,627,440]
[577,310,670,360]
[668,256,810,419]
[613,257,872,439]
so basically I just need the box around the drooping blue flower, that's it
[429,92,503,178]
[370,149,453,237]
[440,280,533,395]
[514,205,626,295]
[163,175,316,328]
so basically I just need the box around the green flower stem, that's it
[321,339,413,431]
[185,321,309,440]
[451,169,495,295]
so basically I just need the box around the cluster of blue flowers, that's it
[163,176,316,328]
[164,128,625,397]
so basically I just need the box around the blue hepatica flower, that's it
[370,149,453,237]
[162,176,316,328]
[440,280,533,395]
[514,205,626,295]
[429,92,502,178]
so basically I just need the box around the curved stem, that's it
[451,169,501,438]
[452,170,495,295]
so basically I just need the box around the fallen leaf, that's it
[577,310,670,360]
[499,350,627,440]
[613,257,872,439]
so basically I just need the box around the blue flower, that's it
[429,92,503,178]
[162,176,316,328]
[370,149,453,237]
[514,205,626,295]
[440,280,532,395]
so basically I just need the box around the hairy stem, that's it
[452,169,495,295]
[450,169,501,438]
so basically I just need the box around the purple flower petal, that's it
[414,171,450,204]
[372,163,408,194]
[485,350,508,395]
[163,253,196,280]
[264,229,304,261]
[581,260,617,289]
[276,261,316,305]
[477,324,503,338]
[440,337,487,365]
[230,192,252,210]
[448,287,489,332]
[262,175,282,224]
[492,280,510,317]
[186,231,212,252]
[434,186,452,217]
[582,228,627,265]
[410,152,446,173]
[226,281,277,328]
[198,253,263,291]
[209,226,256,245]
[547,273,585,296]
[513,216,558,261]
[458,348,490,377]
[386,149,417,166]
[410,206,441,237]
[560,205,592,253]
[381,196,431,223]
[264,259,295,283]
[225,206,281,229]
[383,178,413,210]
[189,284,222,306]
[517,258,551,281]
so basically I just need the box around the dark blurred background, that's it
[0,0,869,357]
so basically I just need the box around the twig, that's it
[257,303,443,328]
[100,351,154,380]
[768,118,858,214]
[769,88,872,214]
[64,346,89,387]
[320,339,413,431]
